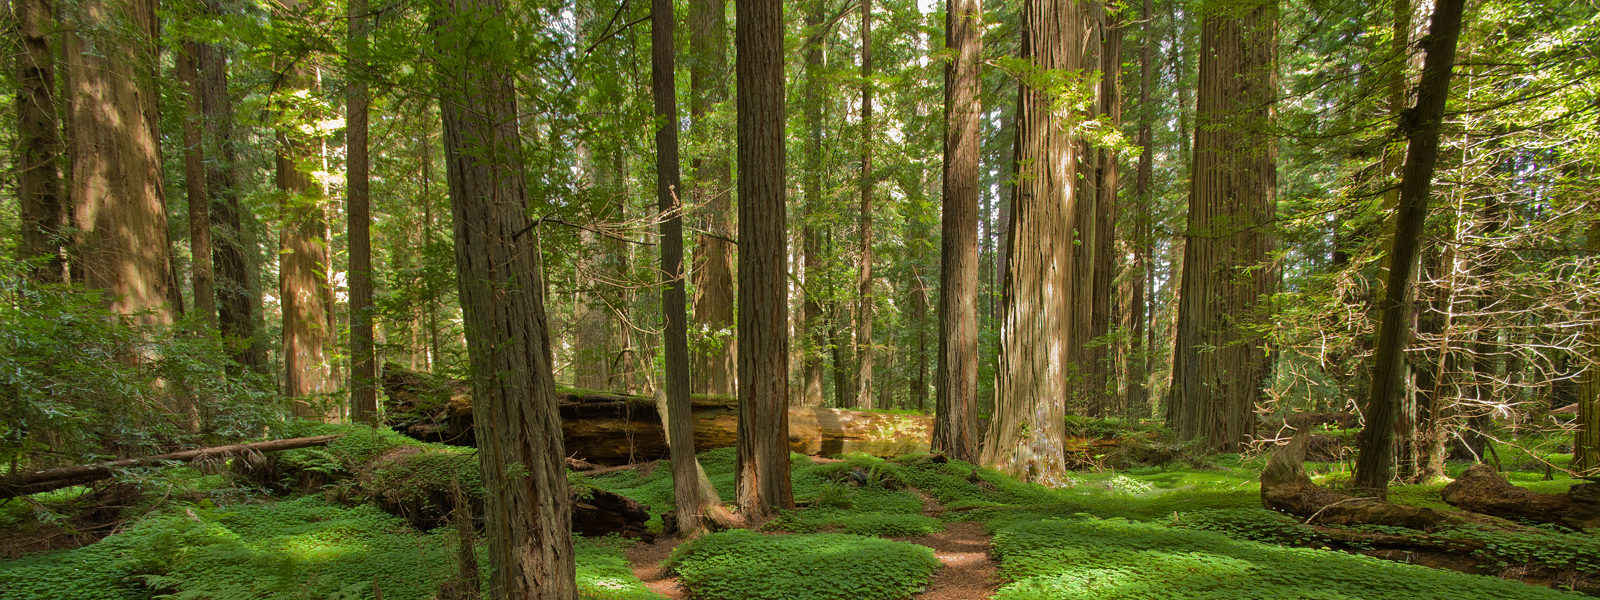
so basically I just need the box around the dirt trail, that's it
[623,486,1001,600]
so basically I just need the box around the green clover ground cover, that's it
[666,530,941,600]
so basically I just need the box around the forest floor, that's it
[1,423,1596,600]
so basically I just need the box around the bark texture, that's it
[1262,430,1449,530]
[276,55,333,415]
[653,0,705,533]
[436,0,576,594]
[854,0,877,411]
[735,0,795,521]
[1167,0,1277,452]
[981,0,1080,484]
[799,0,828,408]
[690,0,736,396]
[933,0,982,463]
[1088,7,1122,417]
[200,11,258,368]
[347,0,376,423]
[178,43,217,328]
[1354,0,1465,496]
[65,0,174,328]
[15,0,68,282]
[1441,464,1600,531]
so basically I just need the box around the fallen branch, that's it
[0,435,345,500]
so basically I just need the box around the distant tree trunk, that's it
[15,0,67,282]
[436,0,576,594]
[735,0,795,521]
[347,0,376,424]
[1088,7,1123,417]
[690,0,736,397]
[199,16,254,366]
[854,0,877,411]
[800,0,827,408]
[178,43,217,329]
[65,0,173,329]
[1166,0,1277,452]
[1074,1,1103,417]
[981,0,1080,484]
[276,52,333,416]
[911,275,930,411]
[1459,196,1503,460]
[1123,0,1153,419]
[933,0,982,462]
[830,303,855,407]
[653,0,704,533]
[1579,209,1600,475]
[1353,0,1466,497]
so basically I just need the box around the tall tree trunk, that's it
[1166,0,1277,452]
[1460,196,1503,460]
[690,0,736,396]
[1578,209,1600,475]
[799,0,827,408]
[1353,0,1466,497]
[436,0,576,594]
[1123,0,1153,418]
[854,0,877,410]
[1088,6,1122,417]
[200,4,257,367]
[15,0,67,282]
[735,0,795,521]
[66,0,173,329]
[654,0,705,533]
[276,52,333,416]
[347,0,376,423]
[178,43,216,329]
[933,0,982,462]
[981,0,1080,484]
[830,303,855,407]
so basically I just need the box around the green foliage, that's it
[839,514,944,537]
[667,530,940,600]
[573,537,669,600]
[1170,509,1318,546]
[988,516,1582,600]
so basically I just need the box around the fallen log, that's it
[381,362,932,464]
[0,435,345,500]
[1261,429,1450,530]
[1440,464,1600,530]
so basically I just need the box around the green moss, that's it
[667,530,940,600]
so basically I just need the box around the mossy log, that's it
[0,435,345,500]
[382,362,932,464]
[1440,464,1600,530]
[1261,429,1450,530]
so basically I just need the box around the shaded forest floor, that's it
[1,423,1596,599]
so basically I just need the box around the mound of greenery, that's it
[988,516,1582,600]
[0,495,662,600]
[667,529,940,600]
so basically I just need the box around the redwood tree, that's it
[15,0,67,282]
[734,0,795,521]
[436,0,576,594]
[933,0,982,462]
[347,0,377,423]
[690,0,736,396]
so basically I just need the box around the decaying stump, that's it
[1441,464,1600,530]
[1262,429,1449,530]
[381,363,932,464]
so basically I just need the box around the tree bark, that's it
[200,6,258,368]
[276,55,333,416]
[65,0,174,329]
[1441,464,1600,531]
[0,435,344,500]
[435,0,577,593]
[1579,209,1600,475]
[1354,0,1466,496]
[15,0,67,282]
[1263,430,1449,530]
[178,43,217,329]
[1088,6,1122,417]
[981,0,1080,484]
[690,0,736,397]
[347,0,376,424]
[798,0,828,408]
[933,0,982,463]
[1123,0,1153,418]
[854,0,877,411]
[653,0,706,534]
[1167,0,1277,452]
[735,0,795,521]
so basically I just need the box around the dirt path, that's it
[624,487,1000,600]
[894,488,1001,600]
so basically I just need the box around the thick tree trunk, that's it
[15,0,68,282]
[1441,464,1600,530]
[854,0,877,411]
[178,43,217,328]
[982,0,1080,484]
[278,90,333,415]
[65,0,174,329]
[200,10,258,368]
[933,0,982,463]
[735,0,795,521]
[1263,431,1449,530]
[1088,8,1122,417]
[1167,1,1277,452]
[653,0,705,534]
[347,0,376,424]
[690,0,736,397]
[436,0,576,593]
[1354,0,1465,496]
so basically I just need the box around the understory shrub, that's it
[667,530,940,600]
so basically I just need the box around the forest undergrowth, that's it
[1,422,1595,600]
